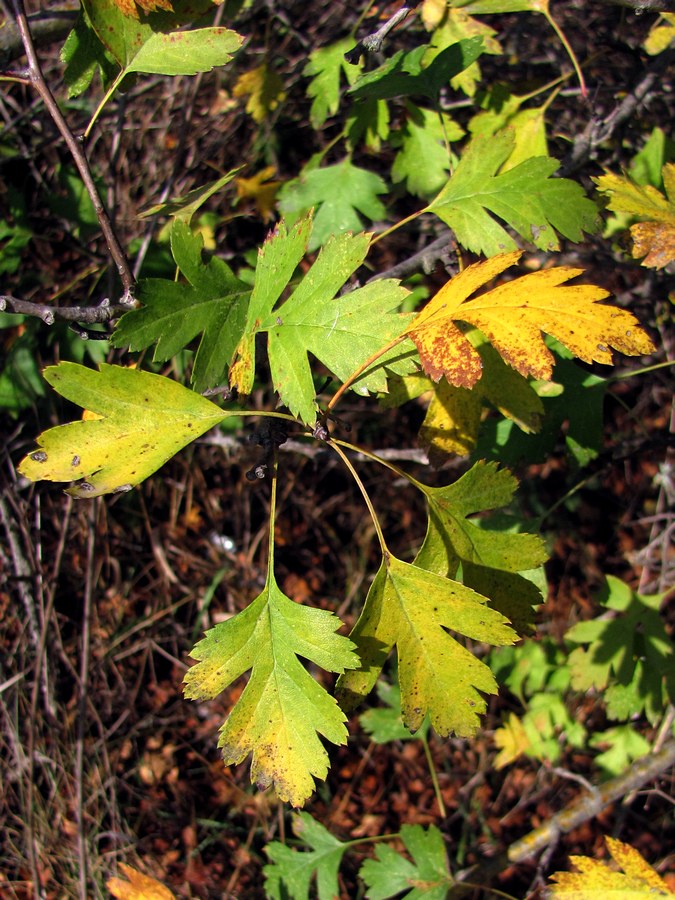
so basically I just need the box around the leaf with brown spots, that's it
[184,570,359,806]
[336,553,516,736]
[595,163,675,270]
[107,863,176,900]
[404,251,655,389]
[18,363,230,498]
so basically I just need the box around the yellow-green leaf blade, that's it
[18,363,228,498]
[184,575,359,806]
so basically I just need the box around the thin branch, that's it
[560,44,675,177]
[0,294,129,325]
[9,0,135,302]
[366,231,458,284]
[345,4,413,63]
[456,737,675,889]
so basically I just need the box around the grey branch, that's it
[0,295,130,326]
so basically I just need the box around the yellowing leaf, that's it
[337,553,516,736]
[184,570,359,806]
[233,65,286,123]
[107,863,176,900]
[549,836,674,898]
[644,13,675,55]
[18,363,229,498]
[236,166,283,222]
[405,253,655,388]
[595,164,675,269]
[493,712,531,768]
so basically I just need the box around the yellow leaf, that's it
[236,166,283,222]
[493,712,531,768]
[405,253,655,387]
[421,0,447,30]
[643,13,675,55]
[549,836,674,898]
[419,378,481,461]
[107,863,176,900]
[233,65,286,123]
[596,164,675,269]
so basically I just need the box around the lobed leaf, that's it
[427,130,599,256]
[184,572,359,806]
[405,252,655,388]
[337,553,516,736]
[18,363,228,498]
[112,220,251,393]
[359,824,453,900]
[264,812,349,899]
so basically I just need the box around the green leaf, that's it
[231,220,415,423]
[360,680,430,743]
[125,27,243,76]
[139,169,242,223]
[264,812,350,899]
[278,158,389,251]
[61,8,118,97]
[391,104,463,199]
[427,129,599,255]
[413,461,548,578]
[18,363,228,498]
[183,571,359,807]
[566,576,674,724]
[589,725,651,777]
[304,38,361,128]
[337,553,516,736]
[349,38,484,102]
[112,219,251,393]
[360,825,453,900]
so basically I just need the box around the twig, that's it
[560,44,675,177]
[366,231,458,284]
[0,294,129,325]
[9,0,135,303]
[346,4,414,63]
[456,737,675,889]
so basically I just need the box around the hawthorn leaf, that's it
[391,104,464,199]
[565,576,673,725]
[304,38,361,128]
[427,130,599,255]
[418,334,543,462]
[359,825,453,900]
[405,251,655,388]
[412,460,548,578]
[423,10,501,97]
[230,221,415,423]
[61,8,118,97]
[18,363,228,498]
[233,64,286,123]
[183,571,359,807]
[124,27,242,76]
[139,169,242,223]
[595,163,675,269]
[644,12,675,55]
[278,158,388,251]
[336,553,516,736]
[107,863,176,900]
[264,812,350,900]
[548,836,673,898]
[349,38,484,102]
[346,97,391,152]
[112,219,251,393]
[360,680,430,744]
[588,725,651,777]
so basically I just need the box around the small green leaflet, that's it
[336,553,516,736]
[359,825,453,900]
[18,363,229,498]
[123,28,243,77]
[278,159,388,251]
[138,169,242,223]
[566,576,674,725]
[61,7,118,97]
[230,218,416,424]
[413,460,548,577]
[183,570,359,807]
[391,104,464,199]
[264,812,350,900]
[426,129,599,256]
[112,220,250,393]
[303,38,361,128]
[349,38,484,102]
[360,680,430,744]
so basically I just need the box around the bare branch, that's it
[0,295,129,325]
[9,0,135,301]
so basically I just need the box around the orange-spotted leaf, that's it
[595,164,675,269]
[549,836,673,897]
[405,252,655,388]
[107,863,176,900]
